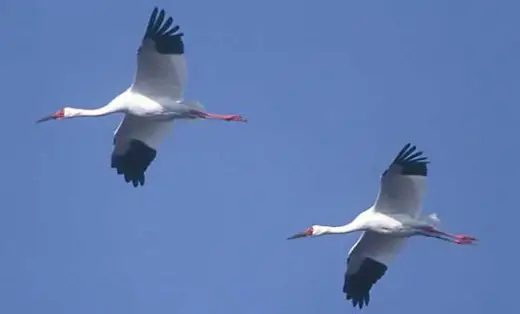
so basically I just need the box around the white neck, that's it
[68,98,126,118]
[321,221,364,235]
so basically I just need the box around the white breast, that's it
[125,91,166,116]
[367,211,408,234]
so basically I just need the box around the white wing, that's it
[131,7,186,100]
[111,114,174,187]
[343,231,407,309]
[372,143,429,217]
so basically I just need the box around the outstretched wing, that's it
[372,143,429,217]
[343,231,407,309]
[131,7,186,99]
[111,114,174,187]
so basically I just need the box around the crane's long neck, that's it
[70,97,127,118]
[321,221,364,235]
[74,108,120,117]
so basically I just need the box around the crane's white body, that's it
[345,209,441,264]
[37,7,246,187]
[347,172,428,265]
[110,92,201,155]
[288,143,476,309]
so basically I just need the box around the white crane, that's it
[36,7,247,187]
[287,143,477,309]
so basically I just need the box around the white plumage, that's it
[287,143,477,309]
[37,7,247,187]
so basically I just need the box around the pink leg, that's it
[420,226,478,245]
[191,110,247,122]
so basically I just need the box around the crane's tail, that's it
[423,213,441,227]
[179,100,205,112]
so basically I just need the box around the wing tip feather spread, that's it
[143,7,184,55]
[385,142,429,177]
[343,257,387,309]
[111,139,157,187]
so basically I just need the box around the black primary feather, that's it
[111,140,157,187]
[143,7,184,55]
[384,143,430,177]
[343,258,388,309]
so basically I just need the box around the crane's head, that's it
[36,107,76,123]
[287,225,327,240]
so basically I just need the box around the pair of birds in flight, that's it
[36,7,478,309]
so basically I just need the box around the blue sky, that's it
[1,0,518,313]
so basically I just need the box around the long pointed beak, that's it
[36,114,56,123]
[287,227,313,240]
[287,232,308,240]
[36,109,64,124]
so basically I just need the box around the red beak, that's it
[36,114,56,123]
[287,227,313,240]
[36,109,64,123]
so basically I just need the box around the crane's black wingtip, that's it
[343,258,387,309]
[143,7,185,54]
[111,140,156,187]
[387,143,429,176]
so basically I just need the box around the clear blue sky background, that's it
[1,0,518,313]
